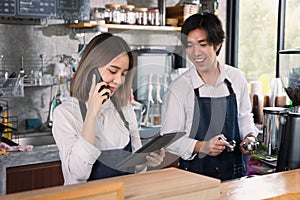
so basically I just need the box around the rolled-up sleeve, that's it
[66,136,100,180]
[52,104,100,184]
[161,79,197,160]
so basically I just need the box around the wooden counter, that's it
[0,145,61,195]
[220,169,300,199]
[0,127,161,195]
[2,167,300,199]
[0,168,220,200]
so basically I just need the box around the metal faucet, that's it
[47,92,62,127]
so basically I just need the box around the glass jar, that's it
[104,4,113,23]
[135,7,148,25]
[120,5,127,24]
[148,8,160,26]
[123,5,136,25]
[111,4,121,24]
[91,7,105,22]
[105,4,121,24]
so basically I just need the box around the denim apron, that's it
[178,79,244,181]
[79,101,134,181]
[88,141,134,180]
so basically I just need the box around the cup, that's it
[270,78,284,107]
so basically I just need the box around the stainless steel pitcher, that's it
[262,107,288,155]
[277,112,300,171]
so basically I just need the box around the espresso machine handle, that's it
[143,74,154,126]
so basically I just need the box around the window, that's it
[284,0,300,49]
[237,0,300,95]
[238,0,278,94]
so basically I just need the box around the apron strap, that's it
[224,79,234,94]
[110,98,130,131]
[116,108,130,131]
[194,88,200,98]
[189,90,201,139]
[187,79,236,140]
[193,78,233,98]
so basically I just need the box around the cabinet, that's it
[6,161,64,194]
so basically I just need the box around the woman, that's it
[52,33,165,185]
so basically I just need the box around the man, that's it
[161,13,258,181]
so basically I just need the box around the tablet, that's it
[116,132,185,170]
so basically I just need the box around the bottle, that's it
[270,77,286,107]
[2,112,12,140]
[250,81,263,124]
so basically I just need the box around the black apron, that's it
[79,101,134,181]
[179,79,245,181]
[88,141,134,180]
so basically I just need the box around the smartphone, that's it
[87,68,109,98]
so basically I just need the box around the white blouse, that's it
[160,63,259,160]
[52,97,142,185]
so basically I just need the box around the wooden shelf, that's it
[68,21,181,32]
[68,22,98,28]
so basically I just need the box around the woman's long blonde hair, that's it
[70,33,135,108]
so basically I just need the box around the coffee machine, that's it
[276,49,300,171]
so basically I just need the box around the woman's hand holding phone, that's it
[87,74,111,116]
[81,74,110,145]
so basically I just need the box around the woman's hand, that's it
[81,75,111,145]
[87,74,111,117]
[135,148,166,172]
[145,148,166,167]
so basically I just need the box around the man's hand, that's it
[240,135,257,155]
[200,134,227,156]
